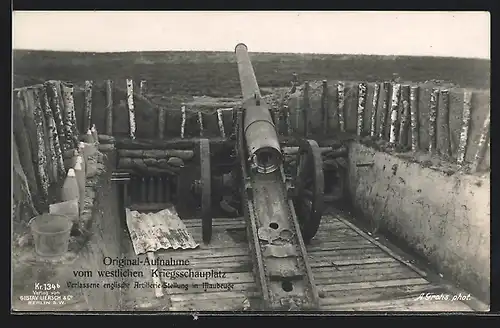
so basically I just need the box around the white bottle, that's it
[74,156,86,215]
[61,168,79,202]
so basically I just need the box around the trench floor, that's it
[120,210,481,312]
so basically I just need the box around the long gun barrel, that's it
[235,43,282,173]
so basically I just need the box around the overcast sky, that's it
[13,11,490,59]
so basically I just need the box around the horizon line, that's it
[12,48,491,60]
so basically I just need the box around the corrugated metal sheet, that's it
[125,207,199,255]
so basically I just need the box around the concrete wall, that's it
[288,80,490,167]
[346,142,490,303]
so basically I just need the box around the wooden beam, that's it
[40,85,65,182]
[438,89,451,157]
[337,82,345,132]
[60,82,79,149]
[126,79,136,139]
[356,82,367,137]
[321,80,329,135]
[117,149,194,160]
[369,83,380,137]
[389,83,401,144]
[409,86,420,152]
[470,110,490,172]
[428,88,439,154]
[84,80,93,132]
[180,105,187,139]
[457,91,472,164]
[303,81,310,136]
[139,80,147,97]
[398,85,410,147]
[378,82,390,140]
[105,80,113,135]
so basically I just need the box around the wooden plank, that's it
[437,89,451,156]
[308,247,385,258]
[323,296,472,311]
[126,79,136,139]
[457,91,472,164]
[169,297,254,311]
[314,270,420,286]
[303,81,310,136]
[410,85,420,151]
[470,110,490,172]
[335,216,428,277]
[311,257,398,268]
[389,83,401,143]
[318,277,429,292]
[312,265,416,281]
[307,240,375,251]
[319,284,442,306]
[164,262,252,273]
[398,85,410,147]
[84,80,93,132]
[321,80,329,134]
[428,88,439,153]
[160,272,255,285]
[337,82,345,132]
[312,261,403,273]
[163,282,257,295]
[153,254,250,264]
[378,82,391,140]
[170,291,259,302]
[156,247,249,258]
[369,83,380,137]
[105,80,113,135]
[356,82,367,136]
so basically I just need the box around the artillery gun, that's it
[176,43,345,310]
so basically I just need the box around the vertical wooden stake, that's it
[46,82,67,151]
[356,82,367,137]
[439,89,451,157]
[284,105,292,136]
[157,106,165,139]
[14,90,39,200]
[398,85,410,147]
[180,105,186,139]
[198,111,204,137]
[60,82,79,149]
[140,80,147,97]
[389,83,401,144]
[378,82,390,140]
[370,83,380,137]
[41,86,65,180]
[337,82,345,132]
[470,111,490,172]
[410,86,420,152]
[126,79,136,139]
[217,108,226,138]
[105,80,113,135]
[26,88,49,204]
[457,91,472,164]
[303,81,310,136]
[321,80,329,134]
[84,80,93,132]
[428,88,439,154]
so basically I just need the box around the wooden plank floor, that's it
[309,214,475,312]
[121,214,480,312]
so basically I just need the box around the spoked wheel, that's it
[293,139,325,244]
[198,139,212,244]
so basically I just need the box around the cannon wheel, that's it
[293,139,324,244]
[199,139,212,244]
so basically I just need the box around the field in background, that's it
[14,50,490,106]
